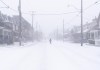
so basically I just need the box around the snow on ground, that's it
[0,40,100,70]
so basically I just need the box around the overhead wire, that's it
[0,0,89,24]
[66,0,100,26]
[0,0,79,15]
[84,0,100,11]
[0,0,9,8]
[0,0,18,13]
[0,0,100,26]
[0,0,100,14]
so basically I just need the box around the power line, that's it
[84,0,100,11]
[63,11,79,14]
[0,0,18,13]
[0,0,100,15]
[66,14,80,24]
[0,0,98,22]
[0,0,79,16]
[64,0,100,27]
[68,0,100,25]
[0,0,9,8]
[0,0,99,28]
[0,0,96,22]
[22,11,79,15]
[9,8,18,12]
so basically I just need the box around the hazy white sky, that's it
[0,0,100,35]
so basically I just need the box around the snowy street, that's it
[0,41,100,70]
[0,0,100,70]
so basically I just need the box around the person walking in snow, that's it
[49,38,52,44]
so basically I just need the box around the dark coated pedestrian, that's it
[49,38,52,44]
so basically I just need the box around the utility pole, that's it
[36,22,38,31]
[57,25,58,40]
[63,18,64,42]
[18,0,22,46]
[81,0,83,46]
[36,22,38,40]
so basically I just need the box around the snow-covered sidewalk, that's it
[0,41,100,70]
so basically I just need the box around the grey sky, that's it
[0,0,100,35]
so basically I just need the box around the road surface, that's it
[0,41,100,70]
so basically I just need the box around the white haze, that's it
[0,0,100,35]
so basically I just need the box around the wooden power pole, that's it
[63,18,64,42]
[81,0,83,46]
[31,11,34,42]
[18,0,22,46]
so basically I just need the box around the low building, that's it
[0,12,33,44]
[12,16,33,42]
[88,14,100,46]
[70,13,100,46]
[0,20,13,44]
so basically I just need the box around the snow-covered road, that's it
[0,41,100,70]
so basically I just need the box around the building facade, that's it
[0,12,33,45]
[70,13,100,46]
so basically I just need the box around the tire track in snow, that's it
[13,42,47,70]
[52,42,100,70]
